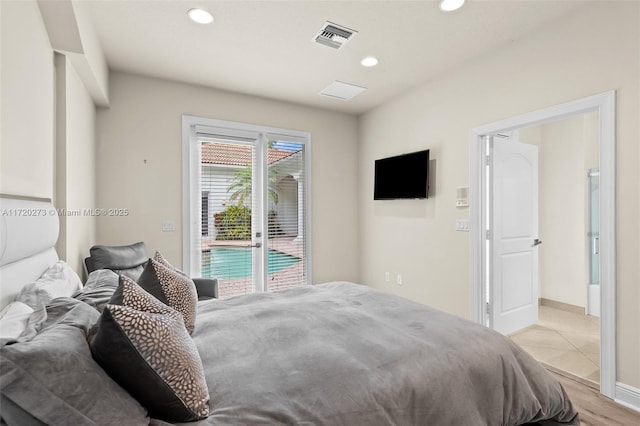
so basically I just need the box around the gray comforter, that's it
[178,281,578,425]
[1,279,578,425]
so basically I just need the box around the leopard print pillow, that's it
[153,251,187,277]
[137,258,198,334]
[90,294,209,421]
[110,275,176,314]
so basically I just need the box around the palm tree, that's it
[227,166,279,207]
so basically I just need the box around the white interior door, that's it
[491,138,539,335]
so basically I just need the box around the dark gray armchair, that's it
[84,242,218,300]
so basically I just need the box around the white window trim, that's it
[181,115,312,287]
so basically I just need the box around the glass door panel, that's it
[265,140,307,292]
[200,139,257,299]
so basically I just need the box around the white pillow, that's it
[0,301,34,339]
[33,260,83,299]
[15,261,83,311]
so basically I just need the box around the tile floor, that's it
[509,306,600,384]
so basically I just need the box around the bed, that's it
[0,196,579,425]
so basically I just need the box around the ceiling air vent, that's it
[312,21,357,50]
[320,81,367,101]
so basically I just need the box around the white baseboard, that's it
[615,382,640,413]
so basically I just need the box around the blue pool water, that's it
[205,247,300,279]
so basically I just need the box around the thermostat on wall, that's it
[456,186,469,207]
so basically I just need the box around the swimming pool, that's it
[204,247,301,279]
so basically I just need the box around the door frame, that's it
[469,91,616,397]
[181,115,312,291]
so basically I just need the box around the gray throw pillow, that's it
[73,269,120,313]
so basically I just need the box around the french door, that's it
[183,117,311,299]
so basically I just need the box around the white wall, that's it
[358,2,639,387]
[55,54,97,278]
[539,118,585,307]
[1,1,99,278]
[276,176,298,236]
[37,0,110,106]
[520,113,599,310]
[69,0,109,105]
[96,72,360,285]
[0,0,54,199]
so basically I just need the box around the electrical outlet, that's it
[455,219,470,232]
[397,274,402,285]
[384,272,390,282]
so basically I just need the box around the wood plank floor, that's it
[546,365,640,425]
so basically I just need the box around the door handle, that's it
[533,238,542,247]
[242,242,262,248]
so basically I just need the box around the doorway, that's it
[469,91,616,397]
[506,113,600,384]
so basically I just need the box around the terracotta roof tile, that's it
[201,142,296,166]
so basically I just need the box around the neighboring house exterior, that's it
[200,142,304,240]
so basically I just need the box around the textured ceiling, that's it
[86,0,586,115]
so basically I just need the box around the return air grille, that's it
[312,21,357,50]
[319,81,367,101]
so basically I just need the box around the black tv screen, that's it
[374,149,429,200]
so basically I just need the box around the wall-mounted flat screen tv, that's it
[374,149,429,200]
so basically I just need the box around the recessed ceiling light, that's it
[361,57,379,67]
[440,0,465,12]
[188,8,214,24]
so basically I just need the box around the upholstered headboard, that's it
[0,195,60,309]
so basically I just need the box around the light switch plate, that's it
[162,220,176,232]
